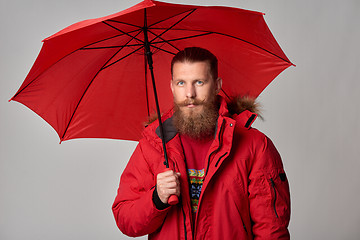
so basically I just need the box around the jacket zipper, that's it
[205,120,224,176]
[181,204,188,240]
[270,178,279,218]
[215,152,228,167]
[192,120,224,238]
[243,223,248,233]
[173,158,188,240]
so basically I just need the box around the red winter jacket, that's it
[112,97,290,239]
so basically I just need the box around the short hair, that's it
[171,47,218,80]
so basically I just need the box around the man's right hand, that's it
[156,170,181,204]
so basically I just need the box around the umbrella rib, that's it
[148,8,196,28]
[11,49,93,101]
[82,42,145,50]
[147,29,180,53]
[151,28,293,64]
[102,21,145,45]
[151,45,177,56]
[142,9,197,55]
[149,9,196,45]
[81,29,142,50]
[81,45,137,50]
[151,32,213,45]
[106,19,142,29]
[220,89,231,101]
[81,30,143,50]
[214,31,293,64]
[102,46,144,70]
[11,29,145,101]
[61,34,143,140]
[100,29,144,69]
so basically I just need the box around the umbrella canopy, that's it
[10,0,293,142]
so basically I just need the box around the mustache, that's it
[175,98,205,107]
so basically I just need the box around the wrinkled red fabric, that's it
[112,98,290,239]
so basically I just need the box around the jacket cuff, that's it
[152,186,170,210]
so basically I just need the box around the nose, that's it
[186,84,196,98]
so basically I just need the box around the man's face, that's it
[171,61,222,117]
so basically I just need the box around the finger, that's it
[157,187,178,201]
[158,174,179,183]
[157,170,175,180]
[158,170,180,179]
[158,180,179,190]
[157,176,180,190]
[161,170,175,176]
[166,181,179,189]
[157,179,181,203]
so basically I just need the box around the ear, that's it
[215,77,222,94]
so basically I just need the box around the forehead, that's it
[172,61,211,80]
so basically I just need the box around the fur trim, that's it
[227,95,263,119]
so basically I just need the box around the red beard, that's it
[172,96,219,139]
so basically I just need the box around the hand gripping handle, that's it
[162,167,179,205]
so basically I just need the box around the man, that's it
[112,47,290,239]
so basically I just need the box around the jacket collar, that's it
[145,95,258,145]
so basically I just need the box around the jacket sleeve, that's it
[112,142,170,237]
[248,134,291,240]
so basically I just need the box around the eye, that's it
[196,80,204,85]
[176,81,184,86]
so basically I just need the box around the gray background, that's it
[1,0,359,239]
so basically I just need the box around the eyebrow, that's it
[172,78,208,81]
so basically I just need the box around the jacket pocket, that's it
[269,178,279,218]
[267,172,290,223]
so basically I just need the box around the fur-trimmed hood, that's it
[226,95,262,119]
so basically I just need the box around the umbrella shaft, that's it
[143,9,170,168]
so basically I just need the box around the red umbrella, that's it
[10,0,293,144]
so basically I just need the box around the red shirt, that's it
[179,134,213,219]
